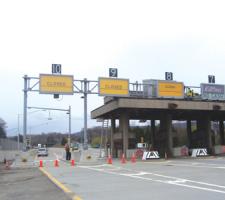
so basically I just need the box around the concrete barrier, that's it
[214,145,225,155]
[191,148,208,157]
[142,151,160,160]
[173,146,189,157]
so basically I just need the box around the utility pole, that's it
[17,114,20,151]
[23,75,28,150]
[83,78,88,150]
[68,105,71,146]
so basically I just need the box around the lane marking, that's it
[40,167,82,200]
[79,165,225,194]
[144,161,225,169]
[125,175,225,194]
[141,159,225,168]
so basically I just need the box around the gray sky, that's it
[1,0,225,136]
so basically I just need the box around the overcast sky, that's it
[1,0,225,136]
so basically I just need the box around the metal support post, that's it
[83,78,88,149]
[17,114,20,151]
[68,105,71,146]
[23,75,28,150]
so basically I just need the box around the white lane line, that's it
[33,159,55,163]
[161,163,225,169]
[120,173,225,194]
[120,172,150,176]
[144,160,225,169]
[216,167,225,169]
[168,179,187,184]
[79,165,225,194]
[142,172,225,189]
[168,182,225,194]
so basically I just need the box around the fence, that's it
[0,138,23,162]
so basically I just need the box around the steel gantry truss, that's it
[23,75,99,150]
[23,75,151,150]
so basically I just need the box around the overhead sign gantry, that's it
[23,67,220,151]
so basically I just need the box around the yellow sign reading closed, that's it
[39,74,73,94]
[99,77,129,96]
[158,81,184,98]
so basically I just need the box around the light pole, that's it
[23,75,28,150]
[83,78,88,150]
[67,106,71,146]
[17,114,21,151]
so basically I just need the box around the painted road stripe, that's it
[39,167,82,200]
[80,165,225,194]
[142,161,225,169]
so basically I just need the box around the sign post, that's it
[23,75,28,150]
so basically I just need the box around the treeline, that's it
[0,126,6,138]
[9,132,81,147]
[7,122,193,147]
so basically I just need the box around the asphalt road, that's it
[2,148,225,200]
[43,149,225,200]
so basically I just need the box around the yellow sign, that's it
[158,81,184,98]
[39,74,73,94]
[99,77,129,96]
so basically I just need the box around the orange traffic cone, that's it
[71,159,75,166]
[54,160,59,167]
[121,153,126,164]
[39,160,43,168]
[131,153,136,163]
[107,155,113,164]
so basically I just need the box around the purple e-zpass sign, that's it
[201,83,225,100]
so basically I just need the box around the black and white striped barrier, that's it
[142,151,160,160]
[191,148,208,157]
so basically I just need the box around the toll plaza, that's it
[91,81,225,158]
[22,66,225,158]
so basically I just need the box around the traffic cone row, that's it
[39,159,76,167]
[106,153,137,164]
